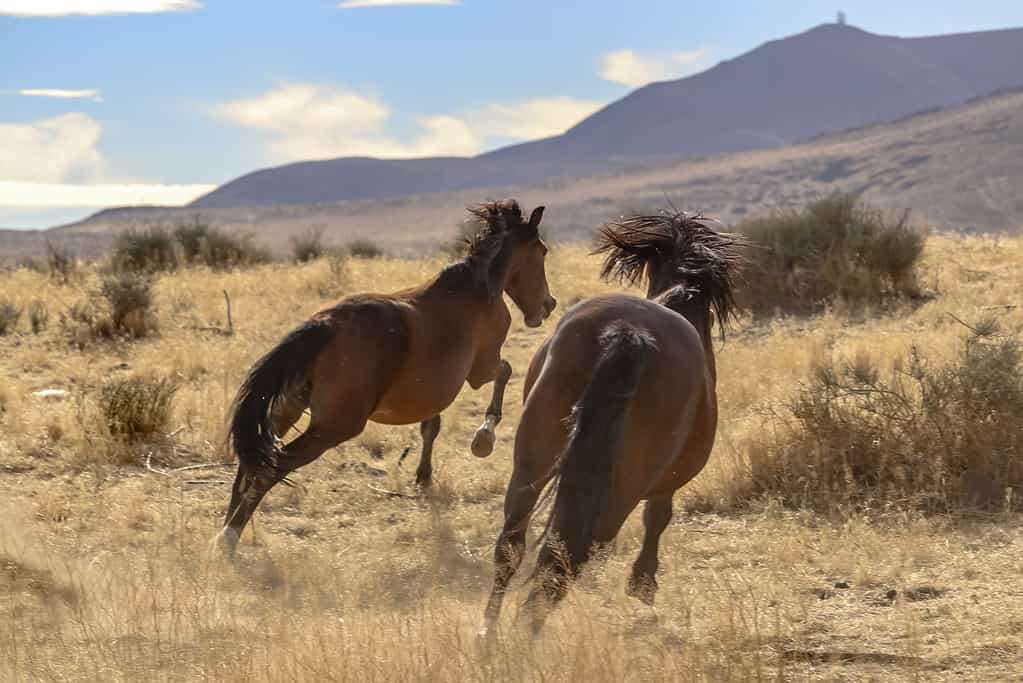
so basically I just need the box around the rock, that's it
[834,581,850,589]
[32,389,68,401]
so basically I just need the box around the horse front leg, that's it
[471,359,512,458]
[468,357,511,458]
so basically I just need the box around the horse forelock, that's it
[453,199,535,298]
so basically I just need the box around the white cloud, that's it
[0,181,215,207]
[600,48,712,87]
[212,84,602,162]
[0,113,103,183]
[469,97,604,140]
[18,88,103,102]
[338,0,458,8]
[0,113,211,211]
[0,0,200,16]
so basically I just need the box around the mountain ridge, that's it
[188,22,1023,210]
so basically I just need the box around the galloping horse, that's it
[481,210,742,636]
[217,200,556,555]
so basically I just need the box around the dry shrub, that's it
[291,227,326,263]
[44,240,79,284]
[110,227,180,273]
[195,227,270,270]
[99,374,178,444]
[348,238,385,259]
[740,194,924,319]
[749,320,1023,512]
[0,299,21,336]
[99,271,158,338]
[59,272,157,345]
[28,300,48,334]
[111,221,270,273]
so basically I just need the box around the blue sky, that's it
[2,0,1022,229]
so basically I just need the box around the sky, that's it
[1,0,1021,230]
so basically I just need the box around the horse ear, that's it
[528,206,545,229]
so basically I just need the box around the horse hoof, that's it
[471,428,495,458]
[626,578,657,606]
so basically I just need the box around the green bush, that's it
[348,239,385,259]
[291,227,327,263]
[749,321,1023,513]
[110,227,180,273]
[197,228,269,270]
[99,374,178,443]
[110,221,270,273]
[740,194,924,318]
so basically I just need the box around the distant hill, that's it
[24,87,1019,265]
[188,22,1023,210]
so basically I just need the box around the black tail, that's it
[229,317,334,476]
[540,321,654,577]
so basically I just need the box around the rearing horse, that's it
[217,200,556,555]
[481,210,742,636]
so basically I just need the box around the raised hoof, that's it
[626,576,657,606]
[471,428,496,458]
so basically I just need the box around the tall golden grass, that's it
[1,235,1022,680]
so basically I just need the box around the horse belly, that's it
[369,359,470,425]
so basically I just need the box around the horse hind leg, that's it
[270,377,311,439]
[471,359,512,458]
[481,462,549,639]
[415,414,441,486]
[626,497,673,605]
[219,407,370,556]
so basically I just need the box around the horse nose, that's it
[544,295,557,317]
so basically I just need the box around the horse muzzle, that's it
[525,296,557,328]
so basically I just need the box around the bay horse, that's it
[480,210,742,636]
[216,200,556,555]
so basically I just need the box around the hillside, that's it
[188,22,1023,210]
[26,87,1021,263]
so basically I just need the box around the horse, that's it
[216,199,556,555]
[480,210,743,636]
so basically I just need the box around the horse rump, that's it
[228,316,334,477]
[537,321,655,588]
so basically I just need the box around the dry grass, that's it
[1,234,1022,680]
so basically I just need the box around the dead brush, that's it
[99,270,158,338]
[28,300,49,334]
[749,317,1023,512]
[60,272,158,346]
[99,374,179,445]
[0,299,22,336]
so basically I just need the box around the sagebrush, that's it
[740,194,924,318]
[749,320,1023,512]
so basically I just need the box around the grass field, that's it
[2,234,1022,681]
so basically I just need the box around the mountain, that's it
[26,86,1019,265]
[189,22,1023,210]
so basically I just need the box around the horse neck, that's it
[423,262,510,326]
[650,281,718,384]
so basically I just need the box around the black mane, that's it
[595,210,744,328]
[439,199,538,299]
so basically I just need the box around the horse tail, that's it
[228,316,335,476]
[542,320,654,575]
